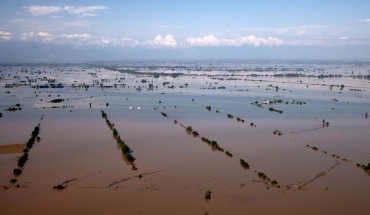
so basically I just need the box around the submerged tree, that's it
[240,159,250,169]
[205,190,212,200]
[225,151,233,157]
[125,153,135,163]
[192,130,199,136]
[186,126,193,132]
[268,107,283,114]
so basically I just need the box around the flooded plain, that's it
[1,60,369,215]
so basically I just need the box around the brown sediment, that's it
[253,160,341,190]
[288,126,324,135]
[189,179,216,190]
[0,144,25,154]
[53,178,77,190]
[141,184,160,191]
[53,171,102,191]
[298,160,340,189]
[108,170,163,187]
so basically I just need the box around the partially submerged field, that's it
[1,61,369,214]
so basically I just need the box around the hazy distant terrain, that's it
[1,42,370,62]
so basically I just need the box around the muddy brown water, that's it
[1,64,369,214]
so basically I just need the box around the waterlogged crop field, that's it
[1,61,370,215]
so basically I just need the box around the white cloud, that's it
[63,6,107,17]
[63,21,90,28]
[272,25,326,36]
[0,31,12,40]
[62,33,92,39]
[150,35,177,47]
[12,31,370,48]
[24,6,63,16]
[37,32,54,42]
[37,32,51,37]
[18,31,140,47]
[186,34,282,47]
[50,15,63,19]
[239,35,283,46]
[186,35,220,46]
[19,31,54,42]
[360,19,370,23]
[64,6,107,14]
[98,37,140,47]
[24,5,108,17]
[79,13,100,17]
[20,32,36,41]
[121,38,140,47]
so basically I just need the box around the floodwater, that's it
[0,61,370,215]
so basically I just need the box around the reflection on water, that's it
[0,61,370,214]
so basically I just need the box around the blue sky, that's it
[1,0,370,60]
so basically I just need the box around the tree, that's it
[125,153,135,163]
[186,126,193,132]
[205,191,212,200]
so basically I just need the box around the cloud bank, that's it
[186,35,283,47]
[0,31,12,40]
[1,30,367,48]
[24,5,108,17]
[149,35,178,48]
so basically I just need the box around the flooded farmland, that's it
[1,60,370,215]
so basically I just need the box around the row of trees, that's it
[357,163,370,171]
[10,125,41,186]
[158,108,286,190]
[101,111,136,169]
